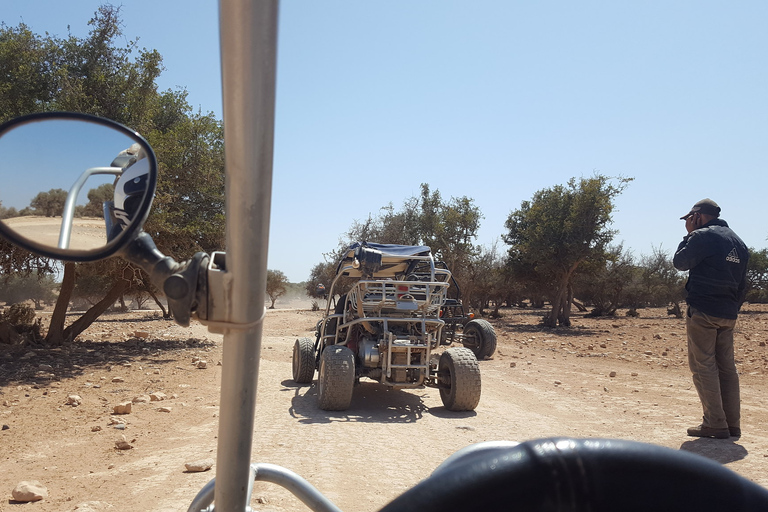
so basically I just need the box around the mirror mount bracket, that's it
[120,232,209,327]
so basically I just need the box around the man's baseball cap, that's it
[680,198,721,219]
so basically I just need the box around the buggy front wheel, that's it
[438,348,481,411]
[463,319,497,360]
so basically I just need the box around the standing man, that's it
[673,199,749,439]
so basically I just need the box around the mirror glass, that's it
[0,117,154,256]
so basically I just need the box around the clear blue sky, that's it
[4,1,767,282]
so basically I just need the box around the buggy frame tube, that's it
[58,166,122,249]
[215,1,279,511]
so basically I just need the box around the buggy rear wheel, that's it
[292,337,315,384]
[438,347,481,411]
[463,319,497,360]
[317,345,355,411]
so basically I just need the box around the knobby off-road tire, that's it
[317,345,355,411]
[463,319,497,360]
[292,337,316,384]
[439,347,481,411]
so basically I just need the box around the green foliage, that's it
[144,111,225,258]
[0,200,19,219]
[0,302,36,325]
[80,183,115,217]
[746,248,768,303]
[0,270,57,309]
[504,174,632,326]
[573,245,636,316]
[306,261,339,299]
[29,188,68,217]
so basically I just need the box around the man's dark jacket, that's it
[673,218,749,319]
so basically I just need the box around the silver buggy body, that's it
[292,242,481,412]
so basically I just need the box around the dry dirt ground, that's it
[1,303,768,511]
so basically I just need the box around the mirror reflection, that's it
[0,119,151,253]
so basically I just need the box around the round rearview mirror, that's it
[0,112,157,262]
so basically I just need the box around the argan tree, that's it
[266,269,288,309]
[503,174,631,327]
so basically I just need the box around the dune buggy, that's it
[292,242,482,412]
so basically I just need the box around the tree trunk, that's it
[62,279,130,342]
[147,289,170,318]
[544,263,580,328]
[46,262,76,345]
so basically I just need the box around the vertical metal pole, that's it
[217,1,278,511]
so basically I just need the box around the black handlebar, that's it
[379,437,768,512]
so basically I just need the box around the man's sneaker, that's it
[687,425,730,439]
[729,427,741,438]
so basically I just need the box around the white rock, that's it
[74,501,115,511]
[111,377,125,383]
[12,480,48,502]
[150,392,167,401]
[184,459,214,472]
[158,407,172,413]
[115,435,132,450]
[66,395,83,406]
[132,395,151,404]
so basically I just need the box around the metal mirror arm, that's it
[118,231,210,327]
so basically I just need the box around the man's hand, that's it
[685,213,700,233]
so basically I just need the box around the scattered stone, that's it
[150,392,167,401]
[66,395,83,407]
[600,343,607,349]
[509,362,516,368]
[73,501,115,511]
[12,481,48,502]
[196,360,208,369]
[114,424,126,430]
[609,371,617,378]
[113,402,132,414]
[133,331,150,339]
[554,380,562,385]
[111,377,125,383]
[255,496,269,505]
[184,459,214,472]
[132,395,151,404]
[644,351,653,356]
[91,426,102,432]
[455,425,475,431]
[653,334,662,339]
[109,417,126,425]
[631,372,638,377]
[158,407,172,413]
[115,435,132,450]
